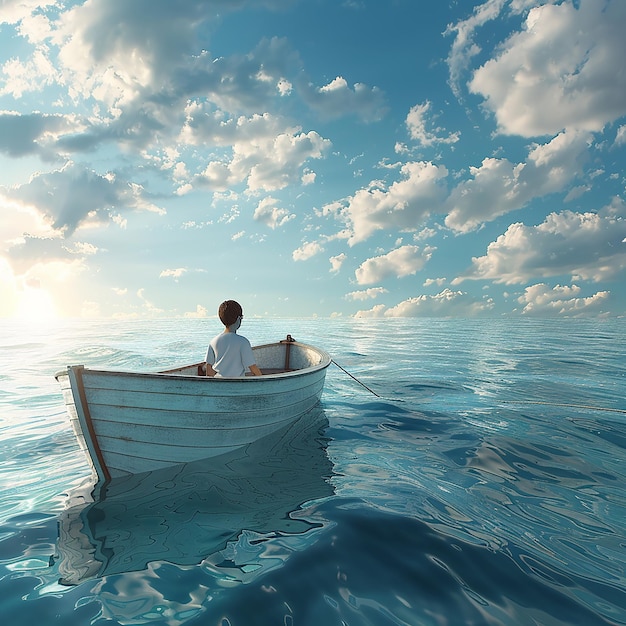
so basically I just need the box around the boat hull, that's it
[56,339,330,481]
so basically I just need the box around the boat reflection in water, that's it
[56,407,334,587]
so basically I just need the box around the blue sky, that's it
[1,0,625,321]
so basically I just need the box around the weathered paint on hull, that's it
[56,340,330,481]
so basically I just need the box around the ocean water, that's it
[0,317,625,625]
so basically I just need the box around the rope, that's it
[501,400,626,415]
[328,361,624,414]
[331,359,381,398]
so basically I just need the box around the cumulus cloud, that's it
[0,49,57,98]
[192,125,331,192]
[385,288,494,317]
[406,101,460,147]
[325,161,448,245]
[184,304,209,318]
[4,235,89,291]
[300,75,387,122]
[423,277,446,287]
[293,241,324,261]
[181,108,285,147]
[4,162,165,234]
[53,0,215,102]
[615,125,626,147]
[354,288,493,317]
[518,283,611,317]
[455,205,626,285]
[2,0,624,319]
[2,11,329,179]
[444,0,507,99]
[329,253,347,273]
[243,130,330,191]
[354,303,387,318]
[7,235,76,273]
[253,197,295,229]
[345,287,388,301]
[355,244,434,285]
[0,112,77,158]
[0,0,56,24]
[445,130,591,233]
[468,1,626,136]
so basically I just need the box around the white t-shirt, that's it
[205,332,256,377]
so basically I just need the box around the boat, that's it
[55,408,334,585]
[55,335,331,482]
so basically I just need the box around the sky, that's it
[1,0,625,322]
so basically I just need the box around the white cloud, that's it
[184,304,208,318]
[159,268,187,280]
[353,288,494,317]
[4,162,164,235]
[329,253,347,273]
[345,287,387,301]
[328,161,448,245]
[518,283,611,317]
[243,130,330,191]
[406,101,460,147]
[0,50,57,98]
[292,241,324,261]
[385,288,494,317]
[445,0,508,99]
[301,75,387,122]
[455,204,626,285]
[1,0,624,319]
[469,1,626,136]
[253,197,295,229]
[354,303,387,318]
[445,130,591,233]
[0,0,56,24]
[53,0,217,105]
[191,124,331,193]
[0,193,56,245]
[355,244,434,285]
[6,234,86,276]
[423,277,446,287]
[181,109,284,148]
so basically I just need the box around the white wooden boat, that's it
[56,336,331,482]
[56,409,333,585]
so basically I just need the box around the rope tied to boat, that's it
[331,359,381,398]
[327,362,625,413]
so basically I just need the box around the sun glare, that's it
[14,286,59,326]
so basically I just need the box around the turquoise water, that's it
[1,318,625,625]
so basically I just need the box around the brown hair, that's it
[218,300,242,327]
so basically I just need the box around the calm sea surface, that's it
[1,317,625,625]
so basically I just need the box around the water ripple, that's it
[1,317,625,625]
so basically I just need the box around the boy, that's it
[204,300,262,377]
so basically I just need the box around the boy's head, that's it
[218,300,243,327]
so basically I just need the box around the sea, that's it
[0,317,624,626]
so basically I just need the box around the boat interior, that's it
[160,337,325,377]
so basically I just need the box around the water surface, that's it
[1,318,624,625]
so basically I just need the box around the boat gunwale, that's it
[55,340,331,382]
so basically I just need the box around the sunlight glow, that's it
[14,285,59,326]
